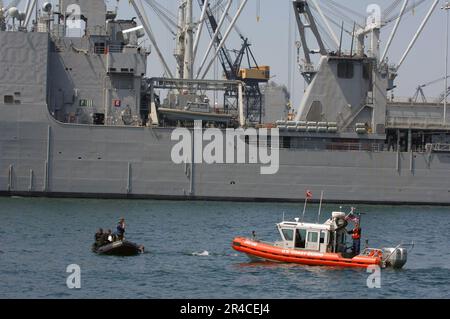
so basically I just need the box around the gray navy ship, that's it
[1,0,450,204]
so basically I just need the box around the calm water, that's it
[0,197,449,299]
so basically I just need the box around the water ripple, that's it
[0,197,449,298]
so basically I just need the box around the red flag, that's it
[306,190,313,199]
[346,213,360,224]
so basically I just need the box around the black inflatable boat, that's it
[93,240,144,256]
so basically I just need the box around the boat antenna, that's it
[353,207,364,226]
[316,191,324,223]
[301,190,312,222]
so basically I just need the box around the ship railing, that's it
[54,44,66,52]
[428,143,450,152]
[327,142,374,152]
[280,141,383,152]
[299,63,316,74]
[371,143,381,152]
[107,45,125,53]
[388,96,444,105]
[386,116,449,129]
[94,46,106,54]
[412,145,426,153]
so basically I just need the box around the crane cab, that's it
[239,66,270,82]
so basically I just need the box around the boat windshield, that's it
[281,228,294,241]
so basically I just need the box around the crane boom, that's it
[198,0,236,80]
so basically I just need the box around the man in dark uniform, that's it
[93,228,104,249]
[102,229,114,244]
[116,218,126,241]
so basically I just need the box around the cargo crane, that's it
[198,0,270,124]
[412,76,450,103]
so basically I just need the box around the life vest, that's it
[352,227,361,240]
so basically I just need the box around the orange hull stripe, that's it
[232,237,380,268]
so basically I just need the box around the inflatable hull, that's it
[232,237,381,268]
[93,240,144,256]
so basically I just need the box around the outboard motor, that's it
[382,247,408,269]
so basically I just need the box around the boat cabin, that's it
[276,212,349,254]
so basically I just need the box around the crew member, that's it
[116,218,126,241]
[94,228,104,247]
[103,229,114,243]
[348,223,362,255]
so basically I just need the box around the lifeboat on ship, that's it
[232,211,409,269]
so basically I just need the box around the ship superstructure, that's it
[1,0,450,204]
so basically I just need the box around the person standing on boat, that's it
[116,218,126,241]
[348,223,362,255]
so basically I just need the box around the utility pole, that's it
[443,1,450,125]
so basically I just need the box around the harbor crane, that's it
[197,0,269,123]
[412,76,450,103]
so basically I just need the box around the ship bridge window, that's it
[94,42,106,54]
[282,136,291,149]
[363,62,373,80]
[112,78,134,90]
[4,95,14,104]
[337,62,354,79]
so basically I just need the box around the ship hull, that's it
[1,104,450,205]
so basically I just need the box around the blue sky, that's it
[6,0,450,107]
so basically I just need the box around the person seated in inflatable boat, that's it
[93,228,104,249]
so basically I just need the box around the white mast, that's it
[192,0,209,65]
[196,0,233,79]
[130,0,174,78]
[183,0,194,80]
[175,1,186,79]
[381,0,409,63]
[200,0,248,80]
[443,1,450,125]
[310,0,340,49]
[24,0,37,28]
[0,1,5,31]
[397,0,440,71]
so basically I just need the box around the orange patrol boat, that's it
[232,210,409,269]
